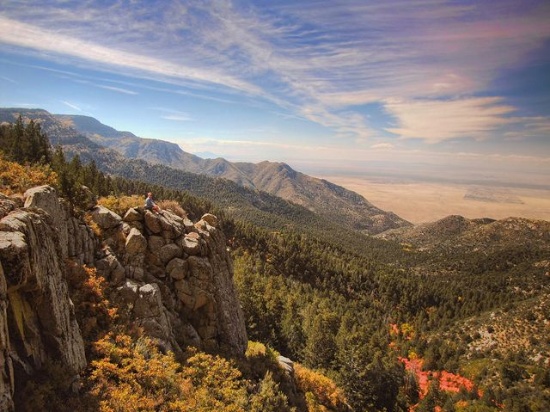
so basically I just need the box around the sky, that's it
[0,0,549,186]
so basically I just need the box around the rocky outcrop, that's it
[0,186,95,411]
[98,207,247,357]
[0,185,247,410]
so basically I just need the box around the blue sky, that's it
[0,0,549,185]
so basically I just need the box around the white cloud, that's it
[384,97,516,142]
[0,15,262,96]
[371,143,395,150]
[0,75,17,84]
[61,100,82,111]
[1,0,549,146]
[97,85,138,95]
[162,114,192,122]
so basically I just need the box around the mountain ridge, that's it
[0,108,411,234]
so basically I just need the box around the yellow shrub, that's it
[294,363,348,412]
[65,261,116,347]
[98,195,143,216]
[0,155,57,195]
[88,334,249,411]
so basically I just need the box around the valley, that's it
[1,108,550,411]
[317,174,550,224]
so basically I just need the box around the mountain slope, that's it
[0,108,404,242]
[56,113,411,234]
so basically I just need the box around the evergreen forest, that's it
[1,117,549,411]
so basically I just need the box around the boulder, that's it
[0,194,20,221]
[277,355,295,376]
[24,185,69,258]
[180,232,202,256]
[125,228,147,255]
[159,211,185,239]
[144,210,162,233]
[166,257,188,280]
[90,206,122,230]
[158,243,182,264]
[201,213,218,228]
[123,207,142,222]
[115,279,140,305]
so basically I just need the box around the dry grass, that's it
[319,175,550,224]
[157,199,187,218]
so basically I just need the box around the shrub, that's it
[294,363,349,412]
[158,199,187,218]
[65,261,117,351]
[98,195,143,217]
[88,334,249,411]
[249,371,292,412]
[0,154,57,195]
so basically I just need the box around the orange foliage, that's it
[0,155,57,195]
[65,261,117,347]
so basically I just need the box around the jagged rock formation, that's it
[95,204,248,357]
[0,185,247,411]
[0,186,94,411]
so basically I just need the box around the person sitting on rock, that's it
[144,192,161,213]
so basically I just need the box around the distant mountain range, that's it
[0,108,411,234]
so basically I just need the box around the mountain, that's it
[377,214,550,254]
[0,108,124,167]
[2,119,550,411]
[0,185,335,411]
[55,113,411,234]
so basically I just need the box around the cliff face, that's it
[0,186,247,411]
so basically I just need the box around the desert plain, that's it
[319,175,550,224]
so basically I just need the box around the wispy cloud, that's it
[61,100,82,112]
[162,114,192,122]
[1,0,549,146]
[0,75,17,84]
[371,143,395,150]
[0,15,262,95]
[97,85,138,95]
[152,107,193,122]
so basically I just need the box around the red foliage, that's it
[399,357,478,398]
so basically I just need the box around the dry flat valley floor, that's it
[319,175,550,224]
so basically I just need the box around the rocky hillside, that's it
[0,109,410,234]
[378,214,550,254]
[0,185,247,411]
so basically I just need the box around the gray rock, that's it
[24,185,69,258]
[0,208,87,399]
[116,279,140,305]
[277,355,294,376]
[123,207,142,222]
[180,232,202,256]
[90,205,122,230]
[144,210,162,233]
[0,262,14,411]
[159,211,185,239]
[125,228,147,255]
[158,243,182,264]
